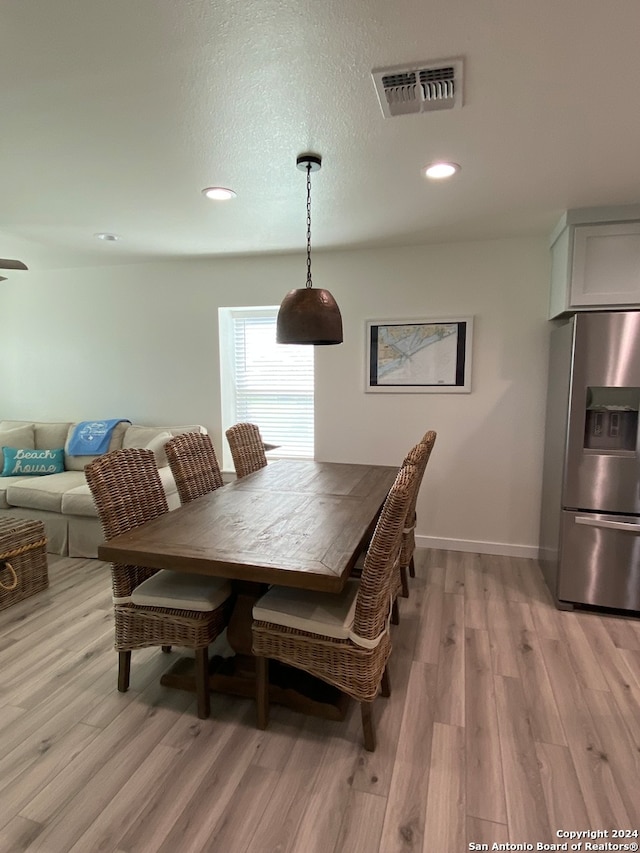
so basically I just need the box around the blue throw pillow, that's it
[1,447,65,477]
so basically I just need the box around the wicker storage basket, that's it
[0,518,49,611]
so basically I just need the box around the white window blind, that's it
[219,307,314,468]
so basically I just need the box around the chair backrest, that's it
[402,430,437,524]
[85,447,169,597]
[165,431,223,504]
[400,431,437,568]
[225,422,267,478]
[353,464,414,643]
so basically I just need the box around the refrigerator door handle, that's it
[575,515,640,533]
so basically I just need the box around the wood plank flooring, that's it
[0,549,639,852]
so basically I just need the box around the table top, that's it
[97,459,398,592]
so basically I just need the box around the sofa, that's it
[0,420,206,558]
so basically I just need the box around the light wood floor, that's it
[0,550,639,853]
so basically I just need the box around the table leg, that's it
[159,580,350,721]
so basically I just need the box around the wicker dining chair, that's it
[165,431,224,504]
[252,463,414,752]
[225,422,268,478]
[403,430,437,581]
[349,433,435,614]
[85,447,233,719]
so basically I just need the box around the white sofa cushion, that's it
[0,476,31,510]
[0,420,30,429]
[34,422,73,449]
[64,421,129,471]
[60,482,98,517]
[0,424,35,471]
[1,420,71,450]
[129,570,232,611]
[122,426,173,468]
[5,471,87,513]
[158,465,179,504]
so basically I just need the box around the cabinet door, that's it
[571,221,640,307]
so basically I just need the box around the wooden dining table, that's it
[98,458,399,719]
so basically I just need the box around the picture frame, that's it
[366,316,473,393]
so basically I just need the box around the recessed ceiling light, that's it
[423,162,460,180]
[94,232,120,241]
[201,187,237,201]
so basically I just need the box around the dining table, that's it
[97,458,399,719]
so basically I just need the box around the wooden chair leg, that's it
[391,598,400,625]
[117,650,131,692]
[360,701,376,752]
[380,665,391,697]
[195,647,210,719]
[408,555,416,578]
[400,564,409,598]
[161,645,172,653]
[256,655,269,730]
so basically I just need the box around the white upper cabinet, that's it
[549,205,640,319]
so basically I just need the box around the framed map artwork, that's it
[366,317,473,393]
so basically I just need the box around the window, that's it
[219,306,314,470]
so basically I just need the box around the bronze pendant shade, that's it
[276,286,343,345]
[276,154,343,346]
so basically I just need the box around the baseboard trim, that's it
[416,534,539,560]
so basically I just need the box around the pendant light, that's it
[276,154,343,345]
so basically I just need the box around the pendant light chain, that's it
[305,163,313,288]
[275,151,342,345]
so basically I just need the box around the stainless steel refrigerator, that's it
[540,310,640,612]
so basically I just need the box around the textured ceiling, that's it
[2,0,640,272]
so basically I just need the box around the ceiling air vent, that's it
[372,59,463,118]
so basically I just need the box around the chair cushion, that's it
[252,580,360,641]
[130,570,232,612]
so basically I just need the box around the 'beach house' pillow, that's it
[1,447,65,477]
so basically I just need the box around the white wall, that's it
[0,235,550,556]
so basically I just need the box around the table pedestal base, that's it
[160,581,350,720]
[159,654,350,721]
